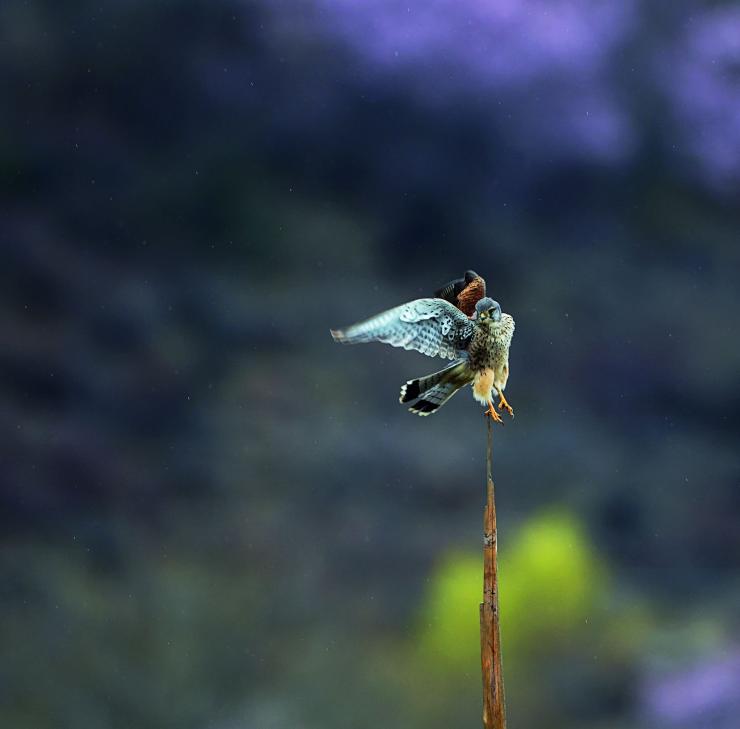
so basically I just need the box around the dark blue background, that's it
[2,2,739,728]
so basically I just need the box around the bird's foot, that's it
[484,401,504,424]
[497,392,514,419]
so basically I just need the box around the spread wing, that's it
[500,313,515,350]
[331,298,474,359]
[434,270,486,317]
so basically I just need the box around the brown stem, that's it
[480,416,507,729]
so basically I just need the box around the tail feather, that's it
[400,360,472,416]
[408,381,464,416]
[399,362,453,403]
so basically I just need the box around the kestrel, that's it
[330,272,515,421]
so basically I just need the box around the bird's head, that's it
[475,297,502,323]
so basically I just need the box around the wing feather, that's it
[331,298,474,360]
[499,313,515,350]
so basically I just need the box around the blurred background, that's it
[2,1,740,728]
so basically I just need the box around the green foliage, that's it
[416,550,482,674]
[0,542,270,729]
[409,510,662,728]
[416,510,605,675]
[499,511,605,658]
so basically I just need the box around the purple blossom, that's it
[661,5,740,189]
[644,648,740,728]
[283,0,638,163]
[312,0,631,84]
[259,0,740,188]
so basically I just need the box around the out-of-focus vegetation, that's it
[499,511,605,652]
[418,512,606,672]
[2,1,739,728]
[414,511,647,728]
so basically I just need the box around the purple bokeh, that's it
[286,0,637,163]
[314,0,631,80]
[644,648,740,728]
[262,0,740,189]
[661,5,740,189]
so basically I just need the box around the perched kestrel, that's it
[330,272,515,421]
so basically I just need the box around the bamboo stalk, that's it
[480,416,507,729]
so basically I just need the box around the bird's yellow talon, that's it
[497,392,514,418]
[485,401,504,424]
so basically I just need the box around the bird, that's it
[330,273,515,421]
[434,269,487,318]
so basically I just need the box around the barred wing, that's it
[499,313,515,350]
[331,298,474,359]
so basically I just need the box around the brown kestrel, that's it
[331,271,515,421]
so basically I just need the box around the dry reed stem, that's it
[480,416,507,729]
